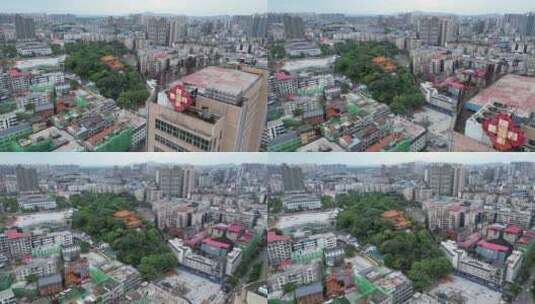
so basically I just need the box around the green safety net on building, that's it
[95,128,133,152]
[238,233,262,263]
[131,296,151,304]
[7,139,54,152]
[32,245,61,257]
[12,287,38,300]
[75,96,88,108]
[0,128,33,152]
[0,272,11,291]
[390,139,412,152]
[268,138,301,152]
[347,103,360,115]
[353,274,377,298]
[292,249,323,264]
[297,86,324,96]
[89,267,110,284]
[30,84,54,93]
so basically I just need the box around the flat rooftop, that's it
[453,132,496,152]
[297,137,345,152]
[467,74,535,115]
[281,56,336,72]
[429,275,501,304]
[275,210,339,230]
[179,66,260,97]
[15,55,66,70]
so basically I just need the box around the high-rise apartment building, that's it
[156,166,184,198]
[453,165,466,198]
[15,15,35,40]
[169,17,187,45]
[282,15,305,39]
[147,65,268,152]
[181,166,196,198]
[419,17,450,46]
[280,164,304,192]
[147,17,169,46]
[426,164,454,196]
[15,165,38,192]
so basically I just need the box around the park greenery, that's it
[336,192,452,291]
[334,41,424,115]
[70,193,177,280]
[269,197,283,214]
[270,43,287,60]
[0,196,19,213]
[321,195,335,209]
[65,42,149,109]
[0,44,17,58]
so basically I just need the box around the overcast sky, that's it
[269,0,535,15]
[2,0,267,15]
[0,153,533,166]
[4,0,532,15]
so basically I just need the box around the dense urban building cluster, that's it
[0,162,268,303]
[268,161,535,304]
[0,12,268,152]
[266,12,535,153]
[1,1,535,304]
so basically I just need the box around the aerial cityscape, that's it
[1,0,535,304]
[0,1,533,152]
[0,152,534,303]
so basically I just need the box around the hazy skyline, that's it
[269,0,535,15]
[0,153,534,166]
[1,0,267,16]
[2,0,533,16]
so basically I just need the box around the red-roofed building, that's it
[485,224,505,240]
[476,240,511,263]
[202,238,231,249]
[7,68,30,93]
[504,225,523,244]
[184,231,208,248]
[201,238,231,257]
[267,230,291,266]
[458,233,482,250]
[237,230,254,244]
[517,230,535,248]
[227,223,243,241]
[1,229,32,259]
[211,223,228,238]
[478,240,509,253]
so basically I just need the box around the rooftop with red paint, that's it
[468,74,535,114]
[202,238,231,249]
[505,224,523,235]
[268,230,290,243]
[227,223,243,234]
[6,229,30,240]
[177,66,260,97]
[477,240,509,253]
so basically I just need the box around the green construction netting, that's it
[89,267,110,284]
[95,128,133,152]
[32,245,61,257]
[0,273,11,291]
[353,274,377,298]
[75,96,88,108]
[347,103,360,115]
[390,139,412,152]
[7,139,54,152]
[292,249,323,264]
